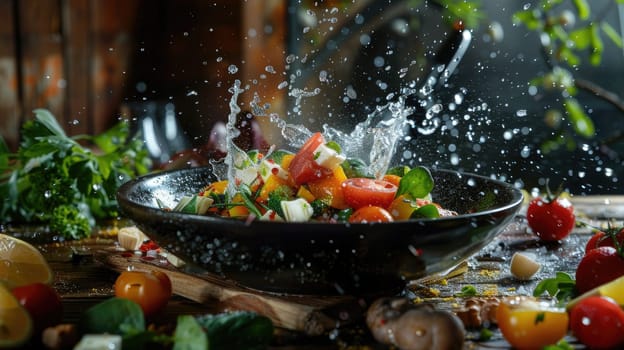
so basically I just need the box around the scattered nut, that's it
[42,324,79,350]
[454,297,500,329]
[366,297,465,350]
[510,252,541,280]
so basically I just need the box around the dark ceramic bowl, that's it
[117,166,523,296]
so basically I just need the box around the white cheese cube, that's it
[280,198,314,222]
[312,143,346,170]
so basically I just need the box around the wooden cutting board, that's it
[94,248,363,336]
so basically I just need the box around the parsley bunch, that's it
[0,109,151,239]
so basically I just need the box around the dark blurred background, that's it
[0,0,622,194]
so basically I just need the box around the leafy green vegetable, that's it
[385,165,410,177]
[266,185,294,218]
[194,311,274,350]
[410,203,440,219]
[533,272,577,304]
[341,158,372,178]
[80,297,145,334]
[0,109,150,239]
[173,315,209,350]
[395,166,434,199]
[49,205,92,240]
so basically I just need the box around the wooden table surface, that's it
[4,195,624,349]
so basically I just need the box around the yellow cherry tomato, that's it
[496,296,569,350]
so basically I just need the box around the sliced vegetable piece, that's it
[342,178,397,209]
[288,132,332,185]
[308,166,349,209]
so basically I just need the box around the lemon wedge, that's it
[0,234,53,288]
[567,275,624,310]
[0,283,33,347]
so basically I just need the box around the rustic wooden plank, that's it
[0,0,21,150]
[17,0,66,124]
[60,0,92,136]
[95,249,359,335]
[90,0,139,135]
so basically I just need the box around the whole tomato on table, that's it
[569,296,624,349]
[526,195,575,242]
[11,282,63,333]
[114,269,172,317]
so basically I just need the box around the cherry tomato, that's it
[341,178,397,209]
[585,228,624,254]
[287,132,332,185]
[114,270,172,317]
[349,206,394,223]
[526,196,575,242]
[496,296,569,350]
[575,246,624,294]
[569,296,624,349]
[11,282,63,333]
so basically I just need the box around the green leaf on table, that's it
[80,297,146,335]
[194,311,274,350]
[396,166,434,199]
[533,272,576,304]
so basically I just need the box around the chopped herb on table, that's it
[0,109,151,240]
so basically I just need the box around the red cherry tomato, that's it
[585,228,624,254]
[349,206,394,223]
[575,246,624,294]
[569,296,624,349]
[287,132,332,185]
[526,196,575,241]
[114,270,172,317]
[341,178,398,209]
[11,282,63,333]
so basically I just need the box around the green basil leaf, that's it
[324,140,342,153]
[341,158,372,178]
[396,166,434,199]
[410,203,440,219]
[80,297,145,335]
[195,311,273,350]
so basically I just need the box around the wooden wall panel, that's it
[62,0,91,135]
[0,0,20,150]
[90,0,139,134]
[17,0,66,125]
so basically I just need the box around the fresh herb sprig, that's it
[0,109,151,239]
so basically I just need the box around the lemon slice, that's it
[0,284,33,347]
[0,234,53,288]
[567,275,624,310]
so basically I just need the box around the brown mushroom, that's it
[366,297,465,350]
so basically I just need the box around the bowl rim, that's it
[116,166,525,228]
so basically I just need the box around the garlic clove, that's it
[510,252,541,280]
[117,226,148,251]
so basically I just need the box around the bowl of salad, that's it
[117,132,523,296]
